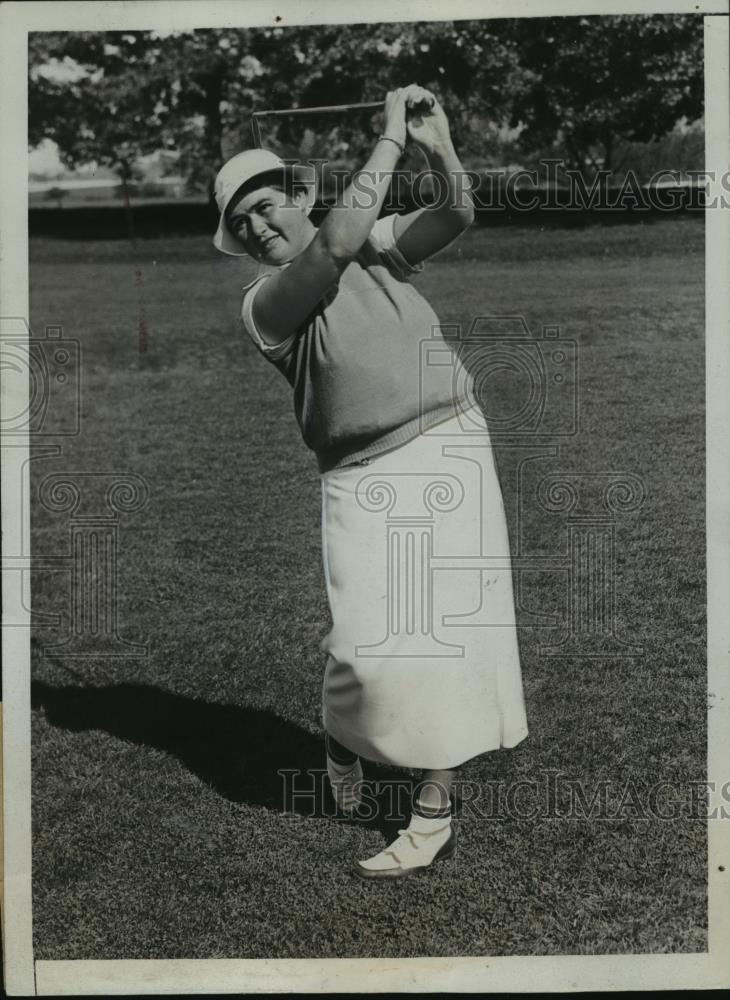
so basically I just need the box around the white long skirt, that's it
[319,406,528,769]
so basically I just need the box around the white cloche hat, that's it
[213,149,316,256]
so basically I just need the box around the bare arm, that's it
[252,86,430,346]
[392,92,475,266]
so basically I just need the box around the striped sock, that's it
[412,798,452,821]
[411,780,453,831]
[325,733,358,767]
[325,735,362,814]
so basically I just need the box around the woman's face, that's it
[226,184,311,265]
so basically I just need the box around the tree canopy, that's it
[28,14,703,188]
[500,14,704,174]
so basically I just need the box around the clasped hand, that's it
[382,84,451,153]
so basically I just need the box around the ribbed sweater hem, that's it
[316,398,476,474]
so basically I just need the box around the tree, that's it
[28,15,703,190]
[44,186,69,209]
[29,30,240,189]
[500,14,704,176]
[28,23,524,185]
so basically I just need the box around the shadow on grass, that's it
[31,680,411,838]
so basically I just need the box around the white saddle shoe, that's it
[354,816,456,880]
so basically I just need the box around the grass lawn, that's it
[29,216,706,958]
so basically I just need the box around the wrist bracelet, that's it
[378,134,405,155]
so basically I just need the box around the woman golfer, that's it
[213,85,528,879]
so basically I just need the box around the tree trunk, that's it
[202,71,224,211]
[118,168,149,361]
[564,137,587,178]
[603,136,614,174]
[202,71,225,167]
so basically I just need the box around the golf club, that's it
[250,101,386,148]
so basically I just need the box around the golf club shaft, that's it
[251,115,263,148]
[252,101,385,119]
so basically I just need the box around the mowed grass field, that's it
[29,216,706,959]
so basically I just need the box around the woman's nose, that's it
[251,217,269,238]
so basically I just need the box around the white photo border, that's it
[2,0,729,994]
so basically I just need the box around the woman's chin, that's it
[268,248,295,266]
[259,241,284,263]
